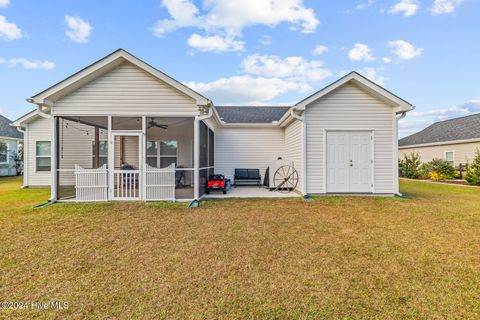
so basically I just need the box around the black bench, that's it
[234,169,261,187]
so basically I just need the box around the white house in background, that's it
[12,49,413,202]
[0,115,23,176]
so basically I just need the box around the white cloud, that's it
[348,43,374,61]
[358,67,386,86]
[388,40,423,60]
[184,75,311,105]
[0,0,10,8]
[153,0,319,51]
[65,15,92,43]
[187,34,244,52]
[0,16,22,40]
[431,0,464,15]
[243,54,332,83]
[382,57,392,63]
[154,0,319,36]
[343,0,376,14]
[389,0,420,17]
[313,45,328,55]
[260,35,272,45]
[399,99,480,137]
[0,57,55,70]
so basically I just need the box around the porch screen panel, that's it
[57,116,108,200]
[199,121,215,195]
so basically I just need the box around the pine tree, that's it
[465,149,480,185]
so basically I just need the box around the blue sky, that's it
[0,0,478,137]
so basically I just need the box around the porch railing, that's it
[113,169,141,200]
[74,164,108,202]
[145,163,176,201]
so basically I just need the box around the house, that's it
[399,113,480,167]
[12,49,413,202]
[0,115,23,176]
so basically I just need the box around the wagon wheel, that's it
[273,165,299,193]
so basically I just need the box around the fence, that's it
[74,164,108,202]
[145,163,176,201]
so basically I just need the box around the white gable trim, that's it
[294,72,414,113]
[30,49,210,106]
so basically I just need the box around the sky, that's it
[0,0,478,138]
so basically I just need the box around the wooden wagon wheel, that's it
[273,165,299,193]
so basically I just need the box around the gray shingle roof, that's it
[399,113,480,147]
[215,106,291,123]
[0,115,23,139]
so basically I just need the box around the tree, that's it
[465,149,480,185]
[401,152,421,179]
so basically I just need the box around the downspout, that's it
[394,111,407,196]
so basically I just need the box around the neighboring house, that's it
[399,113,480,167]
[0,115,23,176]
[12,49,413,202]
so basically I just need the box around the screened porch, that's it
[53,115,214,202]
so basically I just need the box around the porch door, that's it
[326,131,372,193]
[112,132,142,200]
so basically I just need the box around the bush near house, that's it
[465,149,480,186]
[400,152,421,179]
[419,158,456,180]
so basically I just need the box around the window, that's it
[92,141,108,167]
[445,151,454,166]
[36,141,51,172]
[0,141,7,163]
[146,140,177,168]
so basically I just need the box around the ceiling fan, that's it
[147,118,168,129]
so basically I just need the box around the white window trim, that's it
[0,141,9,164]
[36,141,51,172]
[444,150,455,166]
[146,140,178,168]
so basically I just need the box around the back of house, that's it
[0,115,23,176]
[13,49,413,202]
[399,113,480,167]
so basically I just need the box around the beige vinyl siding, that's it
[26,117,51,186]
[399,142,480,166]
[284,120,303,193]
[214,127,285,182]
[305,82,396,194]
[53,62,197,116]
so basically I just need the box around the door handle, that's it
[349,164,353,166]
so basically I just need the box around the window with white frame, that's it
[146,140,177,168]
[0,141,7,163]
[92,141,108,167]
[445,151,454,166]
[36,141,51,171]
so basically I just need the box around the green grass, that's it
[0,176,479,319]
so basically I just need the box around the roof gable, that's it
[294,71,414,112]
[31,49,210,106]
[399,113,480,147]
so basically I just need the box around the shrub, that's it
[401,152,421,179]
[465,149,480,186]
[419,158,456,180]
[428,158,456,180]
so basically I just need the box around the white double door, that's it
[326,131,372,193]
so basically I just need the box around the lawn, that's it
[0,177,479,319]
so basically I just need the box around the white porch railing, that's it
[113,169,141,200]
[74,164,108,202]
[145,163,176,201]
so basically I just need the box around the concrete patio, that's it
[202,186,301,199]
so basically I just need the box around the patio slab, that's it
[202,186,301,199]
